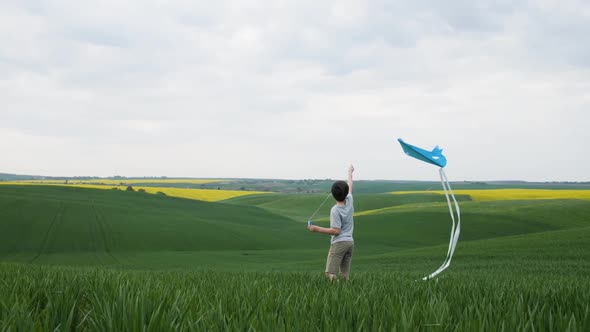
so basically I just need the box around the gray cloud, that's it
[1,0,589,181]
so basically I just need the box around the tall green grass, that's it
[1,264,588,331]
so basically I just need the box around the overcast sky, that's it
[1,0,589,181]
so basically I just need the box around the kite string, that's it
[308,193,332,222]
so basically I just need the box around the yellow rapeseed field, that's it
[392,189,590,201]
[0,182,266,202]
[131,186,266,202]
[20,179,224,185]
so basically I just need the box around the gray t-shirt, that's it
[330,193,354,244]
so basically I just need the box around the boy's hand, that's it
[349,164,354,174]
[308,225,318,232]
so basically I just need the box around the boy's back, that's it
[330,193,354,243]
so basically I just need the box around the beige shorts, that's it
[325,241,354,276]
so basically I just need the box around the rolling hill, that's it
[1,184,589,273]
[0,185,323,266]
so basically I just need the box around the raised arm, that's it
[348,164,354,195]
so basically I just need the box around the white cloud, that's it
[1,0,589,181]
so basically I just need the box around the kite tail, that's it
[423,168,461,280]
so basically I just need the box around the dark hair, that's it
[331,181,349,202]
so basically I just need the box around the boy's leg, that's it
[325,272,337,282]
[325,242,348,281]
[339,242,354,280]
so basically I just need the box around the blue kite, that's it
[398,139,447,168]
[398,138,461,280]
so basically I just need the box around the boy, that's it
[308,165,355,281]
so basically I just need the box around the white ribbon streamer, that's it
[423,168,461,280]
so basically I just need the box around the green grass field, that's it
[1,184,589,330]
